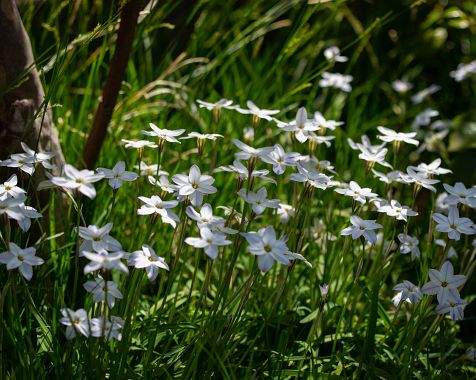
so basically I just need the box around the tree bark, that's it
[0,0,65,170]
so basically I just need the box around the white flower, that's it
[97,161,138,189]
[83,278,123,308]
[197,98,236,110]
[0,194,42,231]
[0,195,28,222]
[260,144,300,175]
[0,154,35,175]
[186,203,217,226]
[128,244,169,281]
[392,79,413,94]
[50,164,104,199]
[313,111,343,131]
[141,123,185,143]
[180,132,223,141]
[442,182,476,208]
[180,132,224,154]
[236,100,280,121]
[238,187,280,215]
[340,216,382,244]
[334,181,378,204]
[1,142,55,175]
[186,204,237,235]
[348,135,386,154]
[90,316,124,340]
[148,175,177,194]
[83,251,129,274]
[16,204,42,232]
[450,60,476,82]
[375,199,418,222]
[185,228,232,260]
[121,139,157,149]
[323,46,348,62]
[371,169,405,184]
[421,261,466,304]
[171,165,217,207]
[0,242,44,281]
[435,298,467,321]
[135,161,168,177]
[299,156,335,174]
[393,280,423,305]
[59,308,90,339]
[0,174,26,200]
[319,72,353,92]
[412,108,439,131]
[232,139,274,161]
[401,167,439,192]
[432,206,474,241]
[397,234,420,260]
[358,146,393,169]
[411,84,440,104]
[241,226,293,272]
[217,160,276,184]
[417,129,449,153]
[279,107,320,143]
[137,195,179,227]
[289,164,332,190]
[307,133,336,148]
[376,126,419,146]
[408,158,451,178]
[20,142,55,168]
[77,223,122,256]
[277,203,295,224]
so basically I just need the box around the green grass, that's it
[0,0,475,378]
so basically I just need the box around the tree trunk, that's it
[0,0,65,170]
[82,0,142,169]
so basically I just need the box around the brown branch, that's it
[82,0,142,169]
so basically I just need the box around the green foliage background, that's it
[1,0,475,378]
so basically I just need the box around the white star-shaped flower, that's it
[340,216,382,244]
[137,195,179,227]
[238,187,280,215]
[141,123,185,143]
[393,280,423,305]
[236,100,280,121]
[0,242,44,281]
[432,206,474,241]
[335,181,378,204]
[185,228,232,260]
[97,161,138,189]
[128,244,169,281]
[421,261,466,304]
[442,182,476,208]
[50,164,104,199]
[172,165,217,207]
[377,126,419,146]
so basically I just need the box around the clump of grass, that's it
[0,0,475,378]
